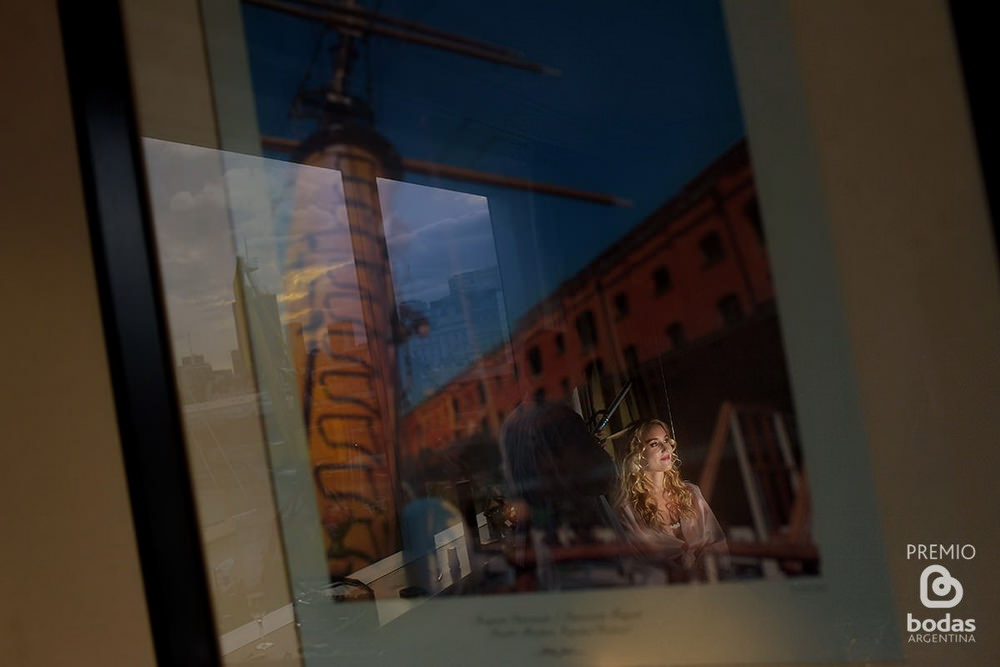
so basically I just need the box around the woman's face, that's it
[639,423,675,473]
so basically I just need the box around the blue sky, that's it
[242,0,745,321]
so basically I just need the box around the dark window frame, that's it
[575,310,599,348]
[699,230,726,266]
[653,265,673,295]
[613,291,630,319]
[527,345,543,376]
[57,0,220,662]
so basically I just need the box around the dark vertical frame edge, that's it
[949,0,1000,262]
[56,0,221,664]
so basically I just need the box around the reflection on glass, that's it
[148,138,526,659]
[146,132,820,663]
[144,139,304,662]
[381,180,509,410]
[137,0,836,663]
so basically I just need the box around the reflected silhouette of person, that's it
[611,419,727,582]
[498,401,618,590]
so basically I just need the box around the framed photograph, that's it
[138,2,902,663]
[59,0,999,665]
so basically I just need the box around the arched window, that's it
[699,231,725,266]
[653,266,672,295]
[527,345,543,376]
[613,292,629,318]
[575,310,598,348]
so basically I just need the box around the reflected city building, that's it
[396,267,508,409]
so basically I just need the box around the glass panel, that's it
[143,141,304,661]
[126,0,900,664]
[146,139,519,658]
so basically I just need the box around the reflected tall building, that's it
[231,257,283,391]
[176,354,242,405]
[399,267,508,408]
[176,354,215,404]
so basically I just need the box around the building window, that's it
[575,310,598,348]
[653,266,672,295]
[527,345,543,376]
[584,358,606,383]
[623,344,639,372]
[699,231,725,266]
[584,358,613,411]
[718,293,744,326]
[452,397,460,416]
[744,196,765,242]
[477,381,487,405]
[533,387,546,403]
[554,332,565,354]
[666,323,686,349]
[613,292,629,319]
[481,417,489,432]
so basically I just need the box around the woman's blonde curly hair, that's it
[611,419,694,529]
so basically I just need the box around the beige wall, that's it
[727,0,1000,663]
[790,3,1000,662]
[0,2,156,666]
[119,0,261,151]
[121,0,219,146]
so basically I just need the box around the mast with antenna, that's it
[242,0,631,579]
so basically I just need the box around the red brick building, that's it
[400,141,791,476]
